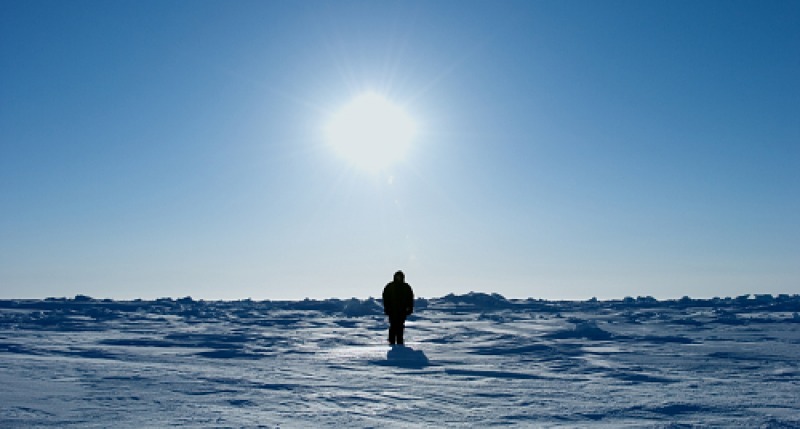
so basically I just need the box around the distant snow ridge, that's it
[436,292,511,308]
[342,298,382,317]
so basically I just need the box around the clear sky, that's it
[2,1,798,300]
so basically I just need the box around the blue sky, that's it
[2,1,798,300]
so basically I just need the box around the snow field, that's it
[1,294,799,427]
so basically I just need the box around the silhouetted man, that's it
[382,270,414,345]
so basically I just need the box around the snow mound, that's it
[342,298,382,317]
[545,320,614,340]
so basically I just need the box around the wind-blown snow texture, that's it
[1,293,799,428]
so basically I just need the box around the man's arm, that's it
[382,285,390,314]
[406,284,414,315]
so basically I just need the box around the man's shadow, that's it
[383,345,429,369]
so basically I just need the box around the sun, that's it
[325,92,417,173]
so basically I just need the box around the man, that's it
[382,270,414,345]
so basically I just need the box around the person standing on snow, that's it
[382,270,414,345]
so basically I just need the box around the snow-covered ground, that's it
[1,293,799,428]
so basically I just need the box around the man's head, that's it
[393,270,405,282]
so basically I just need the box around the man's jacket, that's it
[382,281,414,316]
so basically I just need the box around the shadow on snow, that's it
[370,345,430,369]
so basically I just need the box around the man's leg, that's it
[388,316,398,345]
[396,314,406,345]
